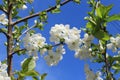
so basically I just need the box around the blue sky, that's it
[0,0,120,80]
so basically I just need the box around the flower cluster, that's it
[44,45,65,66]
[0,14,8,25]
[107,36,120,52]
[23,33,46,58]
[50,24,81,51]
[23,24,94,66]
[75,33,94,60]
[84,64,103,80]
[0,62,11,80]
[49,24,94,64]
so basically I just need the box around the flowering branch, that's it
[12,0,72,26]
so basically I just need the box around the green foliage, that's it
[107,14,120,22]
[96,4,113,19]
[39,11,48,22]
[51,5,61,14]
[40,73,47,80]
[21,57,36,72]
[73,0,81,4]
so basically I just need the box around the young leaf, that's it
[107,14,120,22]
[73,0,80,4]
[93,30,110,41]
[21,57,36,72]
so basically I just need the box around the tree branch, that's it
[7,0,13,76]
[12,0,72,26]
[0,7,8,14]
[12,49,26,56]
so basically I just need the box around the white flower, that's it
[0,14,8,25]
[84,64,96,80]
[44,50,63,66]
[0,62,11,80]
[50,24,70,43]
[50,24,82,51]
[66,38,81,51]
[116,36,120,48]
[107,43,117,52]
[22,5,27,10]
[75,46,91,60]
[0,62,7,71]
[30,33,46,48]
[23,33,46,57]
[96,71,103,80]
[107,36,120,52]
[83,33,94,46]
[40,48,47,55]
[56,45,65,54]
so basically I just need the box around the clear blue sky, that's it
[0,0,120,80]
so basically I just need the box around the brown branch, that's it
[0,7,8,14]
[12,0,72,26]
[7,1,13,76]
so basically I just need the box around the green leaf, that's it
[56,0,61,5]
[112,64,120,70]
[51,5,61,14]
[39,11,47,22]
[73,0,80,4]
[25,70,39,76]
[21,57,36,72]
[96,4,113,19]
[93,30,110,41]
[40,73,47,80]
[107,14,120,22]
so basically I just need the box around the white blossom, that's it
[50,24,70,43]
[0,14,8,25]
[84,64,96,80]
[50,24,82,51]
[44,50,63,66]
[23,33,46,57]
[0,62,11,80]
[84,64,103,80]
[83,33,94,46]
[56,45,65,54]
[21,5,27,10]
[74,46,92,60]
[107,36,120,52]
[96,71,103,80]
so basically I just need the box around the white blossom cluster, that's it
[49,24,94,63]
[50,24,82,51]
[23,33,46,58]
[84,64,103,80]
[75,33,94,60]
[23,24,94,66]
[0,14,8,25]
[107,36,120,52]
[44,45,65,66]
[0,62,11,80]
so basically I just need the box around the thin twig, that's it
[12,49,26,56]
[12,0,72,26]
[17,24,36,40]
[0,7,8,14]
